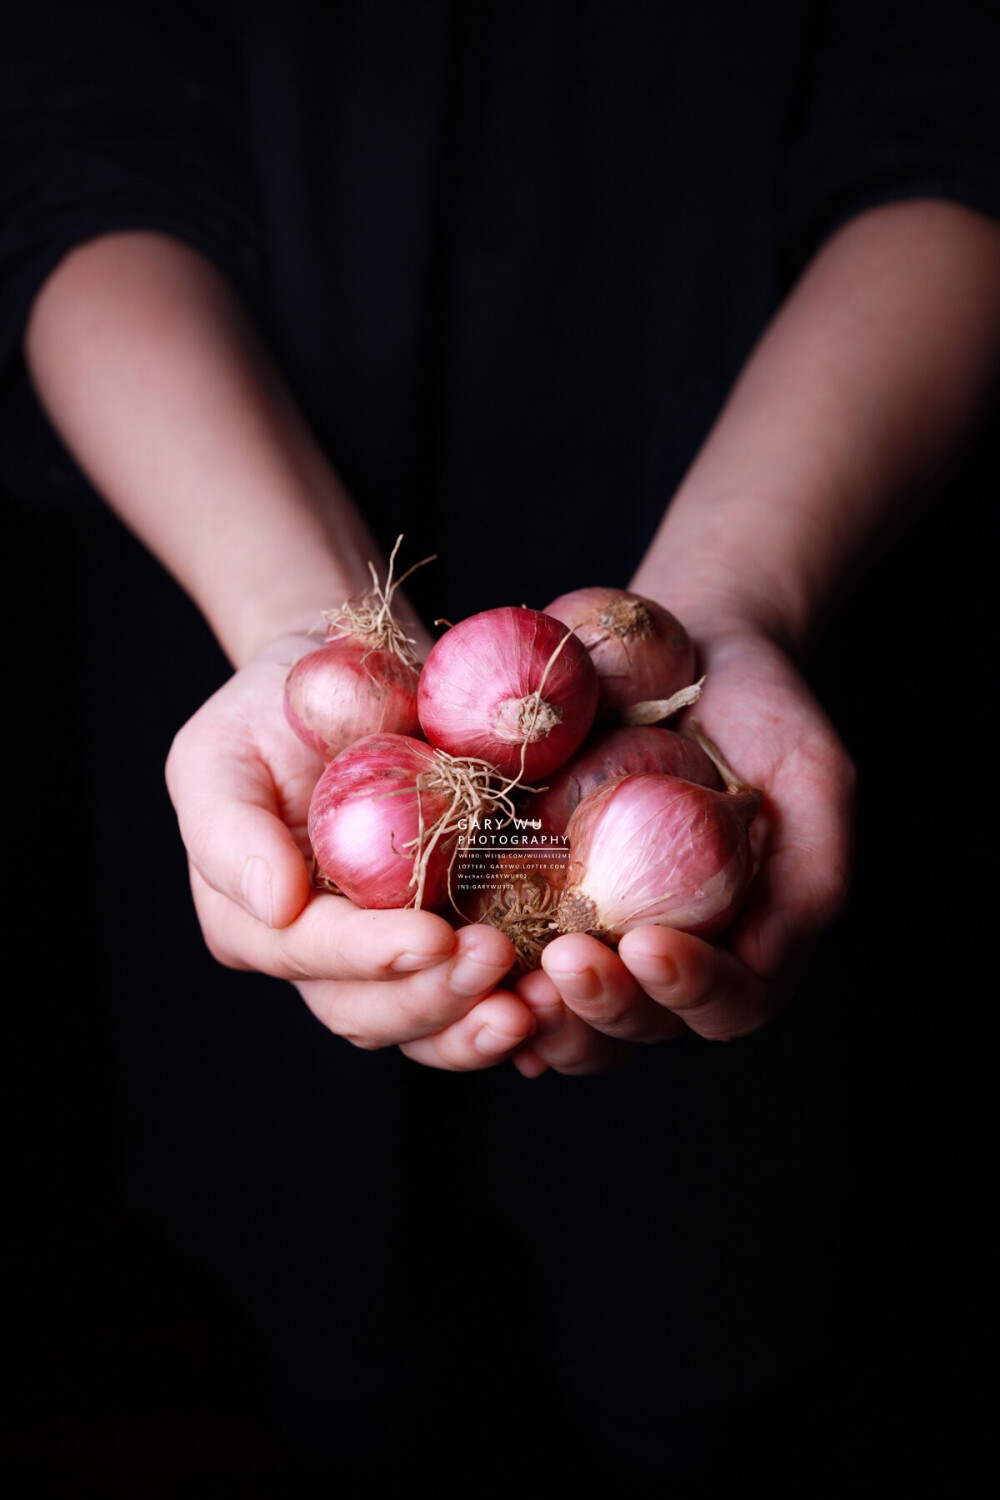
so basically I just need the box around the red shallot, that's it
[284,537,429,760]
[418,607,599,781]
[529,725,721,836]
[556,733,761,941]
[308,732,517,912]
[285,639,422,760]
[544,586,698,720]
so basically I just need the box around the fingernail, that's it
[547,966,600,1002]
[513,1049,550,1079]
[629,952,680,990]
[474,1025,519,1057]
[240,856,273,926]
[449,952,503,997]
[390,949,444,974]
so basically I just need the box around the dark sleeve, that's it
[0,0,265,505]
[780,0,1000,271]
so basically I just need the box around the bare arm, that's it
[634,200,1000,652]
[518,200,1000,1072]
[24,208,1000,1074]
[24,231,382,666]
[25,230,531,1071]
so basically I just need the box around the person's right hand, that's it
[165,635,533,1070]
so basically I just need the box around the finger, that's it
[541,932,686,1044]
[166,712,322,928]
[190,867,458,980]
[512,966,633,1075]
[511,1051,551,1080]
[321,921,518,1047]
[400,991,536,1071]
[618,925,781,1041]
[203,891,519,1052]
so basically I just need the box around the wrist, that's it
[24,231,400,669]
[224,569,366,668]
[234,580,433,673]
[630,524,815,662]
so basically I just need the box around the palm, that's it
[686,633,854,986]
[516,630,854,1070]
[226,651,327,864]
[166,638,329,933]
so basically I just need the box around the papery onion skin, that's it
[418,607,599,781]
[285,640,422,760]
[528,726,721,836]
[307,733,453,910]
[457,850,564,977]
[457,847,566,924]
[556,772,760,941]
[544,586,696,716]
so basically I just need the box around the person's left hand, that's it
[511,628,855,1076]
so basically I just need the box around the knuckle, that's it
[163,721,197,806]
[189,870,262,974]
[270,926,314,983]
[395,994,453,1038]
[392,973,463,1036]
[180,803,228,871]
[342,1030,389,1052]
[300,981,398,1052]
[200,926,254,973]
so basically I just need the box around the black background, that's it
[5,406,994,1486]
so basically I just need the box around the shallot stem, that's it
[621,677,704,725]
[514,623,577,783]
[322,534,435,665]
[375,752,522,912]
[688,720,757,798]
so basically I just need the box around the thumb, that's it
[166,719,313,929]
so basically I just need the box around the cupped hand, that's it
[513,630,855,1075]
[165,636,533,1070]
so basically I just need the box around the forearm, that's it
[633,200,1000,654]
[24,231,381,666]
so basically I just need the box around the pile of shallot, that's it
[285,539,761,974]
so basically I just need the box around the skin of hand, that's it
[23,233,532,1072]
[512,201,1000,1076]
[165,632,534,1070]
[512,627,855,1076]
[25,207,1000,1078]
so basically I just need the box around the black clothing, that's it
[3,1,999,613]
[3,1,998,1480]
